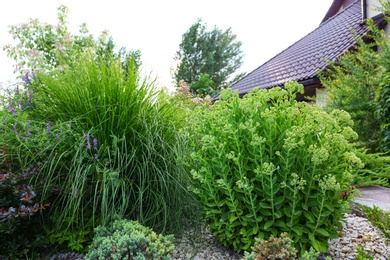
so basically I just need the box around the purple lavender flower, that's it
[46,121,51,134]
[8,102,16,115]
[85,135,91,150]
[22,72,31,84]
[93,137,98,150]
[31,69,36,79]
[94,154,98,160]
[13,123,23,139]
[56,133,60,140]
[13,123,18,135]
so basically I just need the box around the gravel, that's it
[172,213,390,260]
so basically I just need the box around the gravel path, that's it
[172,213,390,260]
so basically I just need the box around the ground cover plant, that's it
[188,82,362,255]
[85,219,175,260]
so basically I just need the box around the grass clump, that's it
[0,52,198,255]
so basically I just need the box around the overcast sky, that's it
[0,0,334,89]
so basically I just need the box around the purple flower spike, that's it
[23,72,31,84]
[94,154,98,160]
[56,133,60,140]
[31,69,36,79]
[93,138,98,150]
[8,102,16,115]
[46,121,51,134]
[13,123,18,134]
[85,135,91,150]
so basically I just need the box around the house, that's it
[225,0,387,102]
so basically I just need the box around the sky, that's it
[0,0,334,89]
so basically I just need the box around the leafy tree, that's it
[173,19,245,97]
[3,5,141,78]
[319,0,390,152]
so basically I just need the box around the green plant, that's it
[319,35,381,152]
[27,52,198,237]
[85,219,175,260]
[359,205,390,239]
[243,233,297,260]
[356,245,374,260]
[173,18,245,95]
[300,247,320,260]
[352,149,390,187]
[3,4,141,79]
[188,82,361,254]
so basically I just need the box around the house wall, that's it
[366,0,384,18]
[366,0,390,34]
[315,87,328,107]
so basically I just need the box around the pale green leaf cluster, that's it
[187,82,361,255]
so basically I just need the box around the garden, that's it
[1,3,390,260]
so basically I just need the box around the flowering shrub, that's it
[188,82,362,255]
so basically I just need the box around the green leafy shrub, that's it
[85,219,174,260]
[352,149,390,187]
[243,232,297,260]
[188,82,361,254]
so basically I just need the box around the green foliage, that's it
[377,75,390,151]
[352,149,390,187]
[0,89,68,257]
[320,1,390,152]
[359,204,390,239]
[174,18,244,96]
[243,233,297,260]
[190,73,215,97]
[300,247,321,260]
[319,36,381,152]
[85,219,175,260]
[188,82,360,254]
[3,4,141,78]
[27,52,197,238]
[356,245,374,260]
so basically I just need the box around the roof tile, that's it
[229,0,374,96]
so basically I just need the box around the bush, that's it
[85,219,175,260]
[243,233,297,260]
[188,82,361,254]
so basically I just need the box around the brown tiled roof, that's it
[228,0,383,97]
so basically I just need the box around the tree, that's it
[3,5,141,78]
[173,19,245,97]
[319,0,390,152]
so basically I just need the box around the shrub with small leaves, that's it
[243,232,297,260]
[85,219,175,260]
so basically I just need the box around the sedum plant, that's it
[188,82,362,254]
[85,219,175,260]
[243,232,297,260]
